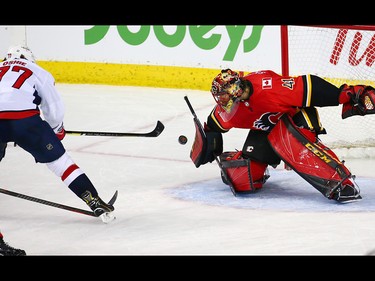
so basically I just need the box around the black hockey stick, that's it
[65,120,165,137]
[184,96,202,127]
[0,187,118,217]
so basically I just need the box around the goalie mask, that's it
[211,69,243,112]
[6,45,36,63]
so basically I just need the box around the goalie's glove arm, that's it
[300,75,341,107]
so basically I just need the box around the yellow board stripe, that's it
[37,61,369,92]
[37,61,220,91]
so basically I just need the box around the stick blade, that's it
[153,120,165,137]
[145,120,164,137]
[108,190,118,205]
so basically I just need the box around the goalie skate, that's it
[329,181,362,203]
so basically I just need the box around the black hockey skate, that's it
[330,183,362,203]
[81,190,116,223]
[0,237,26,256]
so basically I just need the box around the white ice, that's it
[1,84,375,256]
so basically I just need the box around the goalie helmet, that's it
[211,69,243,110]
[6,45,36,63]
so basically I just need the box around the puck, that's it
[178,135,188,145]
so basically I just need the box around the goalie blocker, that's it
[190,118,223,168]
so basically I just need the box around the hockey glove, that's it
[202,123,223,163]
[53,122,66,140]
[190,121,223,168]
[341,84,375,119]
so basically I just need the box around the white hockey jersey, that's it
[0,58,64,130]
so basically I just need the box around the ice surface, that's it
[1,84,375,256]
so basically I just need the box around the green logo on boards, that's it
[84,25,264,61]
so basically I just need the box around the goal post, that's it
[280,25,375,158]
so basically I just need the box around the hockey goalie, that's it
[187,68,375,202]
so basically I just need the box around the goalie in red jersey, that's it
[190,68,375,202]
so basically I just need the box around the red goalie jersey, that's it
[200,68,375,202]
[209,70,339,133]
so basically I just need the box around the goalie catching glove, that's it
[341,84,375,119]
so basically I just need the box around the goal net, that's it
[282,25,375,158]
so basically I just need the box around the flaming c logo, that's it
[253,112,283,132]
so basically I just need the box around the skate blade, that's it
[336,195,362,203]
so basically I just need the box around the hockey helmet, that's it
[211,69,243,109]
[6,45,36,63]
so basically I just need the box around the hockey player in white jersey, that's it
[0,45,115,223]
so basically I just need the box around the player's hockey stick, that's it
[0,187,118,217]
[65,120,165,137]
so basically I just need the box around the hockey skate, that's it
[0,237,26,256]
[329,180,362,203]
[81,191,116,223]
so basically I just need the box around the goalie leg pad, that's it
[220,151,269,194]
[267,114,361,201]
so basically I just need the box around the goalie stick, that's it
[184,96,203,127]
[65,120,165,137]
[0,187,118,217]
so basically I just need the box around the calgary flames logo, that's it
[253,112,283,131]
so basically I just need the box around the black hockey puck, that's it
[178,135,188,145]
